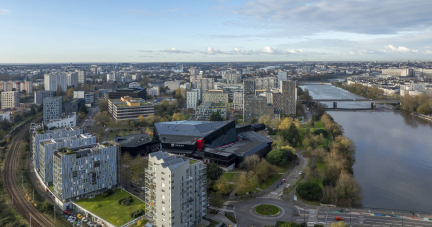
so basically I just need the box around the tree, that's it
[417,103,432,115]
[278,117,300,131]
[0,120,12,131]
[287,123,300,146]
[79,105,88,115]
[266,147,297,166]
[161,99,169,110]
[206,163,223,186]
[313,103,327,117]
[296,182,322,201]
[258,115,271,126]
[209,192,224,208]
[94,111,111,126]
[98,98,109,111]
[78,112,86,119]
[208,110,224,121]
[145,127,152,135]
[214,176,231,195]
[296,101,305,117]
[335,172,362,207]
[280,222,298,227]
[172,113,182,121]
[14,114,22,122]
[331,221,347,227]
[239,155,260,171]
[256,158,278,182]
[401,94,418,112]
[138,115,144,122]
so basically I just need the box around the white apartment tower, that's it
[145,151,207,227]
[78,71,86,84]
[44,73,68,92]
[187,90,199,110]
[1,91,20,109]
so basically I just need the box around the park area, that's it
[75,189,146,227]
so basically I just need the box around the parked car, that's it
[82,218,88,223]
[88,222,94,226]
[299,171,303,175]
[141,187,146,191]
[69,217,77,223]
[281,179,285,183]
[76,221,81,226]
[67,216,73,222]
[274,184,279,188]
[335,217,344,221]
[63,210,71,215]
[286,183,291,189]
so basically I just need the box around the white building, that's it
[180,83,191,90]
[187,90,199,110]
[78,71,86,84]
[0,112,11,121]
[1,91,20,109]
[129,82,141,89]
[164,81,180,91]
[44,73,67,92]
[107,73,114,82]
[145,151,207,227]
[67,72,79,88]
[233,91,244,111]
[73,90,85,98]
[43,97,62,124]
[45,112,77,129]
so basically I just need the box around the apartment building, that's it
[31,127,83,172]
[43,97,62,124]
[243,95,274,123]
[145,151,207,227]
[38,133,97,184]
[233,91,244,111]
[273,80,297,115]
[1,91,20,109]
[195,78,214,92]
[44,73,67,92]
[202,91,228,104]
[67,72,79,88]
[186,89,200,110]
[108,96,155,120]
[226,70,238,84]
[255,77,276,90]
[196,102,228,121]
[243,79,255,95]
[78,71,86,84]
[45,112,77,129]
[52,143,120,208]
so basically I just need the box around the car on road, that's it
[286,183,291,188]
[335,217,344,221]
[63,210,71,215]
[281,179,285,183]
[299,171,303,175]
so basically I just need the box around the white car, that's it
[82,218,88,223]
[299,171,303,175]
[286,183,291,188]
[88,222,94,226]
[69,217,77,223]
[67,216,73,221]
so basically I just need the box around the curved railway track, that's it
[3,118,55,227]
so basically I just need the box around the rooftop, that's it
[113,134,152,147]
[154,120,232,137]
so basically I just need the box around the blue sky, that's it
[1,0,432,63]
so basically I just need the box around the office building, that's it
[38,133,97,184]
[1,91,20,109]
[78,71,86,84]
[44,73,67,92]
[31,126,83,172]
[196,102,228,121]
[107,73,115,82]
[43,97,62,124]
[52,143,120,208]
[108,96,154,121]
[67,72,79,88]
[35,91,53,104]
[145,151,207,227]
[195,78,214,92]
[226,70,238,84]
[243,79,255,95]
[202,91,228,104]
[187,90,200,110]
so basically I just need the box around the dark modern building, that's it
[64,98,85,115]
[113,134,159,156]
[107,88,147,99]
[153,120,272,170]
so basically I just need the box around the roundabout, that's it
[250,203,285,219]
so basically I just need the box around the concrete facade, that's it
[187,90,199,110]
[1,91,20,109]
[43,97,62,124]
[35,91,53,104]
[44,73,67,92]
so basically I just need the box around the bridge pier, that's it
[333,102,337,109]
[371,102,376,110]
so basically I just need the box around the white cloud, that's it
[0,9,10,15]
[160,47,191,54]
[206,47,222,54]
[425,50,432,54]
[137,50,153,53]
[233,46,312,55]
[385,45,417,53]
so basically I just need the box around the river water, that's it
[301,83,432,212]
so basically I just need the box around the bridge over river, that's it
[301,99,400,110]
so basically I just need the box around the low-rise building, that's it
[108,96,155,121]
[45,112,77,129]
[196,102,228,121]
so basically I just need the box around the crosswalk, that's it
[259,191,283,200]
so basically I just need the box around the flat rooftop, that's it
[154,120,232,137]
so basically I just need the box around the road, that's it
[81,104,99,132]
[3,118,55,227]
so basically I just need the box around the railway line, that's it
[2,118,55,227]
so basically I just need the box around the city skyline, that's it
[1,0,432,63]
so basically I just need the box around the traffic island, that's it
[254,204,281,216]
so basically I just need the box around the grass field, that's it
[222,172,237,182]
[257,173,283,190]
[255,205,280,215]
[276,163,292,173]
[314,120,325,129]
[75,189,145,227]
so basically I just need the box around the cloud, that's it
[160,47,191,54]
[0,9,10,15]
[140,55,153,58]
[206,47,223,55]
[425,50,432,54]
[137,50,153,53]
[237,0,432,35]
[233,46,310,55]
[385,45,417,53]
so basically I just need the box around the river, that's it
[301,83,432,212]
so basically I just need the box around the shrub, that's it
[118,198,126,205]
[313,129,329,138]
[128,196,134,203]
[123,200,131,206]
[296,182,322,201]
[130,209,145,218]
[225,213,236,223]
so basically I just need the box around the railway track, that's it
[3,118,55,227]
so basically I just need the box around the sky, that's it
[1,0,432,63]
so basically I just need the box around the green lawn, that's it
[257,173,283,189]
[48,185,54,192]
[222,173,237,182]
[276,163,291,173]
[255,205,280,215]
[314,120,325,129]
[75,189,146,227]
[190,159,198,164]
[315,159,325,172]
